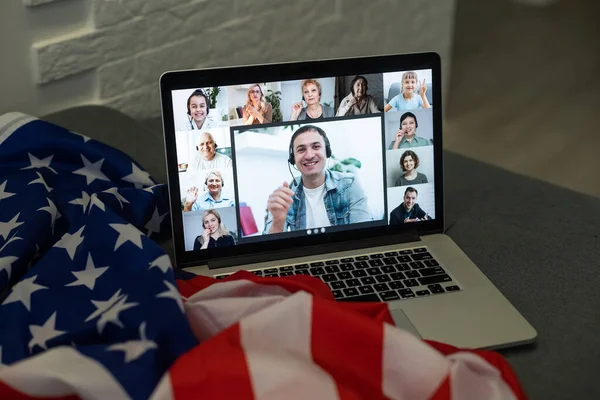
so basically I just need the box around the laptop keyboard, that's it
[213,247,460,302]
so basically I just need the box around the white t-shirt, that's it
[189,152,232,171]
[304,183,331,229]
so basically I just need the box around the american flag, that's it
[0,113,525,399]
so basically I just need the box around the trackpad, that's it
[390,309,422,339]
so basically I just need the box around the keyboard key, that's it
[332,290,344,299]
[337,272,352,280]
[325,260,340,265]
[370,253,384,259]
[445,285,460,292]
[340,263,354,271]
[410,261,425,269]
[251,270,263,276]
[383,257,396,265]
[354,261,369,269]
[382,265,396,274]
[380,291,401,301]
[368,259,384,267]
[404,279,419,287]
[384,251,398,257]
[339,293,380,302]
[310,262,325,267]
[280,266,294,272]
[373,283,390,292]
[346,279,361,287]
[265,273,279,277]
[322,274,338,282]
[375,275,391,283]
[355,256,369,261]
[389,281,404,289]
[399,250,413,255]
[343,288,360,297]
[361,276,376,285]
[216,275,228,280]
[396,263,411,271]
[398,288,415,298]
[358,285,375,294]
[264,268,278,273]
[419,267,446,277]
[416,290,431,296]
[309,267,325,276]
[413,248,428,253]
[424,259,440,267]
[411,252,433,261]
[330,281,346,290]
[390,272,405,281]
[295,264,309,270]
[325,265,340,273]
[418,274,452,285]
[397,255,412,263]
[351,270,367,278]
[280,271,294,277]
[295,270,310,276]
[366,267,382,276]
[405,270,420,279]
[340,257,354,263]
[428,284,445,294]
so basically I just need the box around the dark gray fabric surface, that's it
[42,106,599,399]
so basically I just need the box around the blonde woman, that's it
[384,71,431,112]
[290,79,334,121]
[242,84,273,125]
[193,209,235,250]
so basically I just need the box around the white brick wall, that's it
[27,0,457,120]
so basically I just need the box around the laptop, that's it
[159,52,537,349]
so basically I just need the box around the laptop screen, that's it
[162,55,442,266]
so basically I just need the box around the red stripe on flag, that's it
[0,380,78,400]
[310,296,386,400]
[169,324,255,400]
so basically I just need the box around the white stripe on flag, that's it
[0,346,131,400]
[0,112,37,145]
[382,322,449,400]
[149,372,174,400]
[241,291,339,400]
[447,353,517,400]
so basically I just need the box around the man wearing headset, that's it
[175,89,218,131]
[264,125,371,234]
[188,131,232,171]
[183,170,235,212]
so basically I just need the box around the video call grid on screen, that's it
[171,69,437,252]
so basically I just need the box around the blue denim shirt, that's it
[264,170,372,233]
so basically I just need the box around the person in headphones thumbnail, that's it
[389,112,430,149]
[264,125,372,234]
[290,79,334,121]
[335,75,380,116]
[184,89,218,130]
[183,170,235,212]
[193,209,235,250]
[188,131,232,171]
[242,84,273,125]
[395,150,428,186]
[389,187,432,224]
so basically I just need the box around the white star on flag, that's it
[110,223,144,251]
[28,171,52,192]
[143,185,161,193]
[0,180,16,201]
[28,312,66,351]
[37,197,61,234]
[157,280,184,313]
[3,275,48,311]
[107,322,158,363]
[0,235,23,279]
[66,253,109,290]
[87,194,106,214]
[69,191,90,212]
[102,187,130,208]
[144,207,167,238]
[72,155,110,185]
[0,212,23,241]
[149,254,172,273]
[21,153,58,174]
[55,226,85,260]
[121,162,155,189]
[85,290,139,334]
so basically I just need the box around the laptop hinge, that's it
[207,230,421,270]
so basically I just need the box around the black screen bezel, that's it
[160,52,444,268]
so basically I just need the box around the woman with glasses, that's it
[242,84,273,125]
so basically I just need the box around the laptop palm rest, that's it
[390,309,421,339]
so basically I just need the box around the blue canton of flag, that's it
[0,113,197,399]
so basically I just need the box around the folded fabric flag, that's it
[0,113,525,399]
